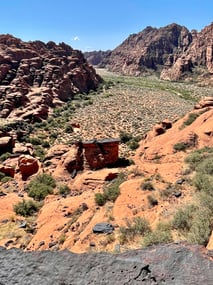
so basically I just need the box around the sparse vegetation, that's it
[141,181,155,191]
[26,173,56,201]
[13,199,41,217]
[119,217,151,244]
[95,173,126,206]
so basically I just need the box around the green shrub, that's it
[95,173,126,206]
[95,193,106,206]
[13,199,40,216]
[0,171,6,180]
[196,157,213,175]
[26,173,56,201]
[1,176,12,183]
[172,204,197,232]
[119,131,133,143]
[58,184,71,195]
[143,229,173,247]
[187,209,212,246]
[147,195,158,207]
[119,217,151,243]
[185,152,204,170]
[0,152,11,162]
[173,142,189,152]
[193,173,213,195]
[182,113,199,127]
[141,181,155,191]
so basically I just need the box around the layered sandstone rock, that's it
[96,22,213,81]
[0,34,102,122]
[102,23,192,75]
[18,155,39,179]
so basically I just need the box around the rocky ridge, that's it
[0,34,102,122]
[90,22,213,82]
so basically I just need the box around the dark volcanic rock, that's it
[0,243,213,284]
[0,34,102,122]
[93,222,114,234]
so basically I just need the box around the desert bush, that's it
[141,181,155,191]
[13,199,40,217]
[185,152,204,170]
[173,142,189,152]
[147,195,158,207]
[182,113,199,127]
[119,217,151,243]
[0,152,11,162]
[187,209,212,246]
[119,131,133,143]
[143,229,173,247]
[0,171,6,180]
[58,184,71,196]
[172,204,197,232]
[26,173,56,201]
[193,173,213,195]
[95,173,126,206]
[196,157,213,175]
[95,193,106,206]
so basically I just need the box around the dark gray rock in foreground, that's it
[0,243,213,285]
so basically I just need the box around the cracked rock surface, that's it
[0,243,213,284]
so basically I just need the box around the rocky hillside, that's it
[0,243,213,284]
[84,50,111,67]
[98,22,213,82]
[0,34,102,122]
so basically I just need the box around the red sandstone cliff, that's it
[0,34,102,122]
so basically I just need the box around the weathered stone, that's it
[0,243,213,284]
[18,155,39,179]
[0,136,14,155]
[0,34,102,121]
[93,222,114,234]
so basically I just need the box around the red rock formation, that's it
[82,138,120,170]
[102,24,192,75]
[18,155,39,179]
[0,34,102,122]
[59,139,120,173]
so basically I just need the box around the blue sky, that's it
[0,0,212,51]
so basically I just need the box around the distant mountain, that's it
[84,50,111,67]
[87,22,213,82]
[0,34,102,122]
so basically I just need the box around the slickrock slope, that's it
[0,34,101,122]
[0,243,213,284]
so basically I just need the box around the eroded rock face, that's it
[102,23,193,75]
[18,155,39,179]
[98,22,213,81]
[0,34,102,122]
[60,139,120,173]
[0,243,212,284]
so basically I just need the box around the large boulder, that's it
[18,155,39,179]
[93,222,114,234]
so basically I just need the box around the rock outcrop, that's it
[59,138,120,173]
[0,243,213,284]
[0,34,102,122]
[84,50,111,66]
[102,23,193,76]
[98,22,213,82]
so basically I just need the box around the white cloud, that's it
[73,36,80,41]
